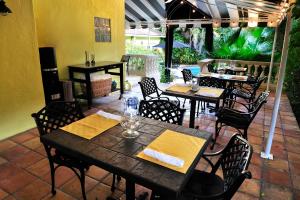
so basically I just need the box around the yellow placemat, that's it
[195,87,224,98]
[60,114,119,140]
[166,85,192,93]
[137,129,206,174]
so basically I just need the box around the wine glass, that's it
[120,97,141,138]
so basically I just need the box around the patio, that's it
[1,0,300,199]
[0,82,299,200]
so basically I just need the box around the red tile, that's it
[292,175,300,190]
[0,156,7,166]
[286,143,300,154]
[251,152,263,166]
[22,137,42,150]
[102,173,125,192]
[265,158,289,172]
[0,164,37,193]
[0,189,8,200]
[26,158,50,177]
[261,182,293,200]
[263,168,291,187]
[60,176,98,199]
[232,192,259,200]
[42,166,75,188]
[14,179,50,200]
[248,164,262,180]
[11,150,43,168]
[34,145,47,157]
[290,161,300,176]
[0,145,30,161]
[86,166,109,181]
[248,135,263,145]
[86,183,123,200]
[42,190,76,200]
[239,179,261,197]
[288,152,300,163]
[0,140,17,153]
[10,131,36,144]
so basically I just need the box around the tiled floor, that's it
[0,79,300,200]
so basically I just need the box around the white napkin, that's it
[96,110,122,121]
[143,148,184,168]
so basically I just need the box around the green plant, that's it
[285,2,300,125]
[212,27,277,61]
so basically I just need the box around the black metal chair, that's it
[231,76,266,105]
[139,99,186,125]
[213,91,269,149]
[180,134,253,200]
[31,101,119,200]
[197,77,227,115]
[181,69,193,108]
[138,77,180,107]
[207,63,216,73]
[151,134,252,200]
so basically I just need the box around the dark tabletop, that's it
[68,61,123,69]
[40,117,212,196]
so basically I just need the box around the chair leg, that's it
[244,129,248,140]
[183,98,186,108]
[79,168,87,200]
[111,174,116,192]
[117,175,121,181]
[48,158,56,195]
[211,121,221,150]
[197,101,200,117]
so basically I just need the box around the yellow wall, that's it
[0,0,125,140]
[34,0,125,79]
[0,0,45,140]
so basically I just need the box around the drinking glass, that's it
[120,97,141,138]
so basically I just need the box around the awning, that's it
[125,0,292,28]
[125,0,166,27]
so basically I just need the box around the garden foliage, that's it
[285,3,300,124]
[212,27,279,61]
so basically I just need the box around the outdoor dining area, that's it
[1,0,300,200]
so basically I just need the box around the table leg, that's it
[119,64,124,100]
[126,179,135,200]
[85,72,92,109]
[189,99,196,128]
[68,70,75,101]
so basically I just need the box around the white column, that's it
[261,11,292,160]
[267,27,279,91]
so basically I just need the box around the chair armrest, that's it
[223,98,251,111]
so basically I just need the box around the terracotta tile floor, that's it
[0,83,300,200]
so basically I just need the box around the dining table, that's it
[40,112,212,200]
[162,85,225,128]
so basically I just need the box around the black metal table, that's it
[163,88,225,128]
[68,61,124,108]
[40,117,212,200]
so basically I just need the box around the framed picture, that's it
[94,17,111,42]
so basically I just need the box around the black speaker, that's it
[38,47,62,104]
[39,47,57,69]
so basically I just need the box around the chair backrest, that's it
[31,101,84,136]
[182,69,193,83]
[139,100,186,125]
[207,63,215,73]
[252,76,266,93]
[138,77,160,100]
[198,76,212,87]
[249,91,269,121]
[213,134,253,198]
[209,77,226,88]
